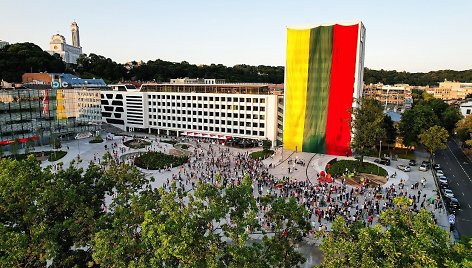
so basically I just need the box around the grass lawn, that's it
[327,159,387,177]
[89,136,104,143]
[250,150,274,160]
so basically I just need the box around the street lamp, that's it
[378,140,382,159]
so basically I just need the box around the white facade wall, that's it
[101,91,279,145]
[460,100,472,117]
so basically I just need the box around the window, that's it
[467,109,471,115]
[259,131,265,136]
[253,122,258,127]
[260,115,265,120]
[233,97,238,102]
[253,106,259,111]
[260,107,265,112]
[260,123,265,128]
[260,99,266,103]
[239,121,244,126]
[233,113,238,118]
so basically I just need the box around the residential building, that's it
[283,21,366,155]
[363,83,413,112]
[101,82,280,146]
[430,81,472,100]
[47,22,82,64]
[459,99,472,117]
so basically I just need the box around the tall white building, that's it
[101,82,280,145]
[47,22,83,64]
[0,40,9,49]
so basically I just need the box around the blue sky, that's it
[1,0,471,72]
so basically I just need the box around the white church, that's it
[47,22,82,64]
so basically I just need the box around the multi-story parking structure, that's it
[101,82,280,145]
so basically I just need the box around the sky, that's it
[1,0,471,72]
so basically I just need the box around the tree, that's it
[9,139,19,157]
[317,197,471,268]
[262,139,272,152]
[381,114,397,147]
[350,98,386,166]
[399,104,439,147]
[442,106,463,133]
[419,125,449,161]
[456,115,472,148]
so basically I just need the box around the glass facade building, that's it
[0,88,100,146]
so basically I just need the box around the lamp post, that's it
[378,140,382,174]
[378,140,382,159]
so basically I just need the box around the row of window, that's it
[148,102,265,111]
[148,109,266,118]
[149,95,266,103]
[151,122,265,136]
[148,115,266,128]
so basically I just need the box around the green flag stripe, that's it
[302,26,333,153]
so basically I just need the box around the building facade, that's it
[429,81,472,100]
[47,22,83,64]
[101,83,280,145]
[283,22,366,155]
[0,40,9,49]
[363,83,413,112]
[0,87,100,146]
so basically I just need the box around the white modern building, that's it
[47,22,82,64]
[101,82,280,145]
[459,99,472,117]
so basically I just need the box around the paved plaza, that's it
[17,132,452,267]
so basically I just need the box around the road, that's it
[434,139,472,238]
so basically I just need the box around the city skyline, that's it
[1,0,471,72]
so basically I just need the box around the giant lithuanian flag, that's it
[283,22,365,156]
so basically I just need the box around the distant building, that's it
[459,99,472,117]
[0,40,9,49]
[22,73,106,89]
[169,78,226,84]
[430,80,472,100]
[47,22,82,64]
[363,83,413,113]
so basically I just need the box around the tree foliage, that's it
[419,125,449,160]
[351,98,386,165]
[0,42,66,82]
[317,197,471,268]
[456,115,472,148]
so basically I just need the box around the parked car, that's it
[442,188,455,198]
[408,159,417,166]
[419,164,428,171]
[438,177,448,188]
[397,165,411,172]
[375,158,391,166]
[436,170,445,177]
[438,175,448,181]
[448,198,460,210]
[433,163,441,170]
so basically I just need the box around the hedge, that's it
[123,139,151,149]
[250,150,274,160]
[327,159,387,177]
[134,152,188,170]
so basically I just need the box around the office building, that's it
[283,22,366,155]
[0,40,9,49]
[101,82,280,145]
[0,87,100,146]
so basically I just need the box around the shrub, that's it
[327,159,387,177]
[48,151,67,162]
[123,139,151,149]
[250,150,274,160]
[89,135,104,144]
[134,152,188,170]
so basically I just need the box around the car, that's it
[374,157,391,166]
[438,177,448,186]
[448,198,460,210]
[442,188,455,198]
[397,165,411,172]
[408,159,417,166]
[436,170,445,177]
[419,164,428,171]
[433,163,441,170]
[438,175,448,181]
[422,160,431,167]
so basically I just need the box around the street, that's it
[434,139,472,238]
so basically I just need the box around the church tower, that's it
[71,21,80,48]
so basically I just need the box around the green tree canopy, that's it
[317,197,471,268]
[351,98,386,165]
[419,125,449,160]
